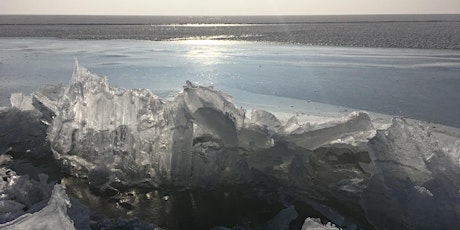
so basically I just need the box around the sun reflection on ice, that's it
[173,39,243,85]
[178,39,233,65]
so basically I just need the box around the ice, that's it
[248,109,283,133]
[38,62,375,189]
[0,184,75,230]
[0,107,48,156]
[0,154,73,228]
[0,153,91,229]
[265,205,298,230]
[10,93,34,111]
[362,118,460,229]
[183,80,245,148]
[6,62,459,229]
[27,63,381,227]
[39,62,185,186]
[280,112,374,150]
[35,62,253,187]
[301,218,340,230]
[0,157,52,223]
[0,89,53,155]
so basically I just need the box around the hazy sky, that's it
[1,0,459,15]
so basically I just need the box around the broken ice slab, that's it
[279,111,374,150]
[362,118,460,230]
[301,217,340,230]
[265,205,298,230]
[10,93,34,111]
[0,107,48,155]
[0,184,76,230]
[35,62,255,187]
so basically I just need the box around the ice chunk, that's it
[183,81,245,147]
[265,205,298,230]
[43,63,187,186]
[237,125,275,149]
[0,184,76,230]
[236,109,282,150]
[32,84,66,125]
[10,93,34,111]
[362,118,460,229]
[183,80,245,129]
[0,107,48,155]
[0,156,80,228]
[0,161,56,224]
[280,112,374,150]
[301,218,340,230]
[37,63,251,187]
[249,109,283,133]
[0,200,25,224]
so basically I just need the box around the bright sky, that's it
[1,0,459,15]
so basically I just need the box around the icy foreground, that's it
[0,154,77,230]
[1,63,460,229]
[33,63,376,188]
[0,184,75,230]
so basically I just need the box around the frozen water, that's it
[0,106,48,155]
[301,218,340,230]
[0,154,77,229]
[280,111,374,150]
[1,58,460,229]
[41,62,189,186]
[0,184,75,230]
[10,93,34,111]
[362,118,460,229]
[1,38,460,128]
[265,205,298,230]
[33,62,381,190]
[36,62,253,187]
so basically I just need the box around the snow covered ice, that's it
[0,62,460,229]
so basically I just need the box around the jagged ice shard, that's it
[362,118,460,229]
[1,62,460,229]
[33,62,378,189]
[0,184,76,230]
[34,62,252,188]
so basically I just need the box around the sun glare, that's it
[178,39,231,46]
[183,41,226,65]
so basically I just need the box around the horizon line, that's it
[1,13,460,16]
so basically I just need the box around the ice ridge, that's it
[1,62,458,229]
[31,63,375,189]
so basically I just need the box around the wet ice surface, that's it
[1,39,460,229]
[1,38,460,127]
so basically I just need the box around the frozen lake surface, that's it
[1,38,460,230]
[1,38,460,128]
